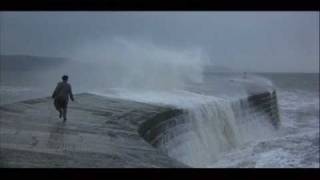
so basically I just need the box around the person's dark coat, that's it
[52,81,74,110]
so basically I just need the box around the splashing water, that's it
[71,38,278,167]
[91,88,276,167]
[71,37,209,91]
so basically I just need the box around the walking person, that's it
[52,75,74,122]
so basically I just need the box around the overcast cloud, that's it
[0,11,318,72]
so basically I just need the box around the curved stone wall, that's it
[247,90,280,128]
[138,90,281,166]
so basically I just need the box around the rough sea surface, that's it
[208,73,319,168]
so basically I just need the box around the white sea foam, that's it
[91,88,278,167]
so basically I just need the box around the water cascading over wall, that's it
[72,38,281,167]
[138,90,280,167]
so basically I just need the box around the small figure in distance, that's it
[52,75,74,122]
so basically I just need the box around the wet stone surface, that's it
[0,93,187,168]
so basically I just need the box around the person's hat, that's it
[62,75,68,81]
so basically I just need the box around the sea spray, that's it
[91,89,249,167]
[71,37,209,91]
[74,37,277,167]
[168,98,242,167]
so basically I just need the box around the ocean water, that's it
[0,71,319,168]
[207,73,319,168]
[92,73,319,168]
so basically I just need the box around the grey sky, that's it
[0,11,318,72]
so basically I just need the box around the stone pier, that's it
[0,93,187,168]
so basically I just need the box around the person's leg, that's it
[62,107,67,121]
[59,109,62,118]
[54,99,62,118]
[62,101,68,122]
